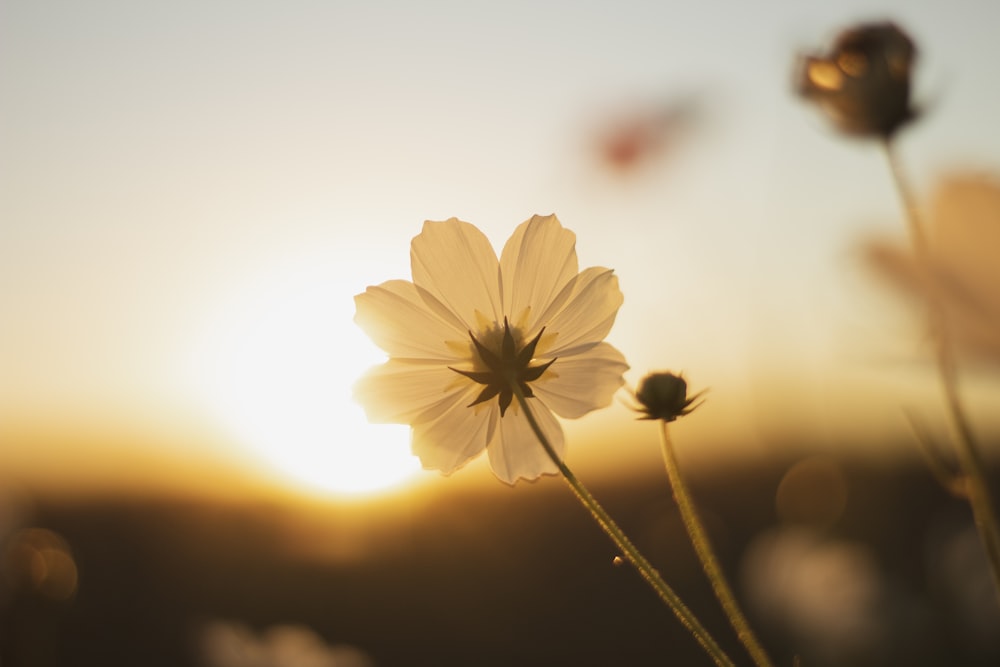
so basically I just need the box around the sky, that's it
[2,0,999,497]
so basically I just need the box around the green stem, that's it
[512,388,735,667]
[882,138,1000,602]
[659,422,774,667]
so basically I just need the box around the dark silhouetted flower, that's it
[796,22,918,138]
[633,371,705,422]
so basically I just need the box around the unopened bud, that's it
[796,22,918,138]
[634,372,705,422]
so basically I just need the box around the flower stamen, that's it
[450,317,557,417]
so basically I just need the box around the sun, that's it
[188,260,424,497]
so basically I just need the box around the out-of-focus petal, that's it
[931,175,1000,299]
[534,267,623,357]
[354,280,467,360]
[354,360,469,425]
[500,215,578,332]
[412,398,497,475]
[410,219,502,332]
[864,173,1000,364]
[533,343,629,419]
[487,402,564,484]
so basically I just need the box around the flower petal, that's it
[487,401,564,484]
[354,359,469,425]
[354,280,467,360]
[411,399,497,475]
[410,219,502,333]
[533,267,623,357]
[500,214,578,333]
[532,342,629,419]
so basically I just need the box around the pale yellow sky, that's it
[2,0,999,496]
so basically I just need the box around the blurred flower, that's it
[592,97,703,172]
[925,517,1000,652]
[200,621,374,667]
[633,371,705,422]
[355,215,628,484]
[796,22,918,138]
[742,528,886,665]
[864,173,1000,364]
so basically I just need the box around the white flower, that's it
[354,214,628,484]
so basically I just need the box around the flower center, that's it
[449,317,556,417]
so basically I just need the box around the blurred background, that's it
[2,0,999,664]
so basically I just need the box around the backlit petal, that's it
[500,215,578,333]
[532,342,629,418]
[410,219,502,332]
[412,399,497,475]
[354,280,467,360]
[354,360,469,425]
[533,267,623,357]
[487,401,565,484]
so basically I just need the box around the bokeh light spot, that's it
[7,528,78,601]
[775,456,848,526]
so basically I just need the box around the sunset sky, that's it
[2,0,999,497]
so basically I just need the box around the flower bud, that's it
[634,372,704,422]
[796,22,918,138]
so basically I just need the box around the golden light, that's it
[188,259,424,497]
[806,59,844,91]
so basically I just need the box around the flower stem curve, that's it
[512,388,735,667]
[883,137,1000,602]
[659,421,774,667]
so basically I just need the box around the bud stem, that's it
[658,422,774,667]
[512,387,735,667]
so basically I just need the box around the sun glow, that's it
[189,260,424,497]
